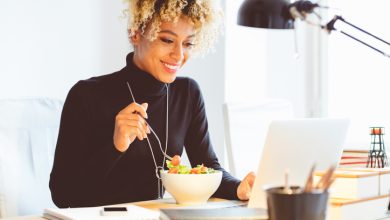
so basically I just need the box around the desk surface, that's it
[2,198,236,220]
[4,198,390,220]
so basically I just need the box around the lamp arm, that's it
[324,15,390,58]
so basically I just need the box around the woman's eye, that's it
[185,42,195,49]
[160,38,173,44]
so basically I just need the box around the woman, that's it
[50,0,255,208]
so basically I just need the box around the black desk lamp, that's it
[238,0,390,211]
[237,0,390,58]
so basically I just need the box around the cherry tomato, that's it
[190,168,201,174]
[168,167,179,174]
[171,155,181,166]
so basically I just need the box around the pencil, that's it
[304,164,316,192]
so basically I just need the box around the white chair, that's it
[0,98,63,217]
[223,100,294,180]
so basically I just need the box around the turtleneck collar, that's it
[119,52,167,97]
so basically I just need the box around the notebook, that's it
[43,205,160,220]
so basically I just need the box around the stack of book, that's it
[329,195,390,220]
[338,150,369,168]
[314,167,390,220]
[338,167,390,196]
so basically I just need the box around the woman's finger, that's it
[126,125,144,141]
[120,102,148,119]
[117,113,149,135]
[117,120,148,138]
[245,171,256,187]
[116,113,145,121]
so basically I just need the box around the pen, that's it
[315,165,336,190]
[304,164,316,192]
[323,177,335,191]
[284,169,293,194]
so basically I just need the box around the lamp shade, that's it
[237,0,294,29]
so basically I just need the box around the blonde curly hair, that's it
[123,0,223,55]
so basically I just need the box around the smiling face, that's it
[131,17,196,83]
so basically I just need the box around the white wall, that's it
[180,40,226,166]
[0,1,226,164]
[225,0,267,104]
[0,1,129,100]
[225,0,313,118]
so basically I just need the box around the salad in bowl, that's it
[161,155,222,205]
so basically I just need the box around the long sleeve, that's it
[184,79,241,200]
[49,81,123,208]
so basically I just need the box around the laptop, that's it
[247,118,349,208]
[209,118,349,209]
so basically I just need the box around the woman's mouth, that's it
[162,61,180,74]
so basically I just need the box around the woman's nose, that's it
[170,43,184,61]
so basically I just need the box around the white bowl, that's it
[161,170,222,205]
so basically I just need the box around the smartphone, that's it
[100,207,128,216]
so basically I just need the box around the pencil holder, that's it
[367,127,388,168]
[266,186,329,220]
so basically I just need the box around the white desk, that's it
[2,198,237,220]
[3,198,390,220]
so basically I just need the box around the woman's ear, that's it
[129,30,141,46]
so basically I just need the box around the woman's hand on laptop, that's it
[237,172,256,200]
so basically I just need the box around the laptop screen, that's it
[248,118,349,208]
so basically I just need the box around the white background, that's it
[325,0,390,149]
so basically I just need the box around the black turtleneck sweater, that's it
[49,53,240,208]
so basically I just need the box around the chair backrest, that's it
[222,100,294,180]
[0,98,63,217]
